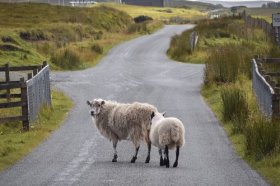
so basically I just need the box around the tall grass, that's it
[204,44,253,84]
[167,31,192,61]
[51,49,82,70]
[221,85,249,133]
[245,118,280,160]
[177,15,280,185]
[0,3,134,68]
[0,91,73,171]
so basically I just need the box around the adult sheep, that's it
[150,112,185,168]
[87,98,157,163]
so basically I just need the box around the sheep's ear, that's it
[151,112,155,119]
[87,100,91,106]
[101,100,105,105]
[162,112,166,116]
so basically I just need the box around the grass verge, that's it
[168,14,280,185]
[0,90,73,172]
[202,83,280,186]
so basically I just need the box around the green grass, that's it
[0,3,137,69]
[244,8,280,23]
[100,3,206,21]
[0,90,73,171]
[168,17,273,64]
[168,14,280,185]
[202,83,280,186]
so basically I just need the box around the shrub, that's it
[19,29,48,41]
[94,31,103,40]
[127,22,149,34]
[1,36,18,45]
[221,85,249,132]
[204,43,253,84]
[169,16,190,24]
[91,43,103,54]
[167,31,192,61]
[134,15,153,23]
[245,118,280,160]
[205,45,239,83]
[51,49,82,70]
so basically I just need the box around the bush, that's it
[94,31,103,40]
[204,43,253,84]
[127,22,148,34]
[205,45,239,83]
[245,118,280,160]
[167,31,192,61]
[221,85,249,132]
[20,29,48,41]
[1,36,18,45]
[91,43,103,54]
[134,15,153,23]
[51,49,82,70]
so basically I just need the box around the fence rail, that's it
[0,62,51,130]
[252,57,280,118]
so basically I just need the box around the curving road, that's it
[0,25,268,186]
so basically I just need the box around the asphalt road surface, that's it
[0,25,268,186]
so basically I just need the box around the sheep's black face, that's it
[87,99,105,117]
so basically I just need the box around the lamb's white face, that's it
[87,99,105,117]
[151,111,165,125]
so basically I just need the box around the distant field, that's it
[245,8,279,23]
[99,3,206,21]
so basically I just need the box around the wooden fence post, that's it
[20,77,29,131]
[43,61,47,68]
[5,63,10,101]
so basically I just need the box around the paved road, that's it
[0,25,268,186]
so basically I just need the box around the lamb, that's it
[150,111,185,168]
[87,98,157,163]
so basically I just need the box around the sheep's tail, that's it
[160,126,180,145]
[170,125,180,143]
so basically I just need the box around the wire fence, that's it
[26,65,51,122]
[0,62,51,130]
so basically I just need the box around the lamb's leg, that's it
[173,146,180,168]
[159,148,164,166]
[164,145,169,168]
[131,145,140,163]
[112,140,118,162]
[145,140,151,163]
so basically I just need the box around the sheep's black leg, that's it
[131,146,140,163]
[145,141,151,163]
[173,146,180,168]
[159,148,164,166]
[164,145,169,168]
[112,141,118,162]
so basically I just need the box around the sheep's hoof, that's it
[112,154,118,162]
[145,157,150,163]
[131,156,137,163]
[173,161,178,168]
[160,158,164,166]
[166,162,170,168]
[164,158,169,168]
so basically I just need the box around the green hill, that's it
[0,3,133,68]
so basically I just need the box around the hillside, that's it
[168,0,224,10]
[194,0,274,8]
[102,3,206,21]
[0,3,133,68]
